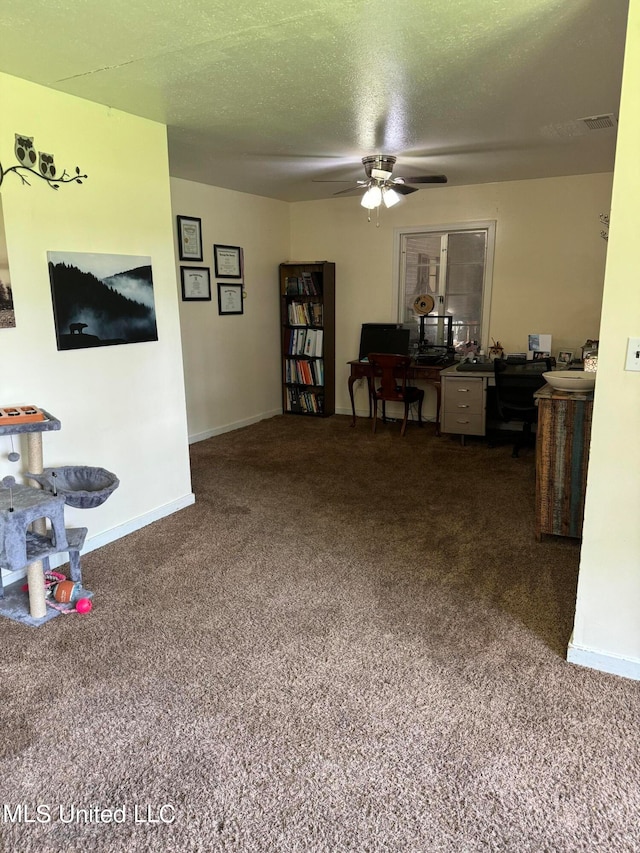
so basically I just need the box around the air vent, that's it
[579,114,617,130]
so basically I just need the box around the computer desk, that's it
[439,361,552,438]
[347,359,451,434]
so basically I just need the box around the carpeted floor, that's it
[1,415,639,852]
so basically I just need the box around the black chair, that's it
[493,358,552,456]
[368,352,425,436]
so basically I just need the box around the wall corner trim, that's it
[189,409,282,444]
[567,639,640,681]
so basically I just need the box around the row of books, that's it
[284,271,322,296]
[284,327,323,357]
[285,358,324,386]
[285,387,324,414]
[287,301,323,326]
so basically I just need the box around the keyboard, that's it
[456,362,492,371]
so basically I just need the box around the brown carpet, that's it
[1,415,639,852]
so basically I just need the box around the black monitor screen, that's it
[359,324,410,360]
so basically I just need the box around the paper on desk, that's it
[528,333,552,358]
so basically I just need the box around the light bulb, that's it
[382,187,401,208]
[361,185,382,209]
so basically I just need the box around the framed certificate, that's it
[214,244,242,279]
[180,266,211,301]
[177,215,203,262]
[217,282,243,315]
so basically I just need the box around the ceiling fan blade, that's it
[333,185,369,196]
[399,175,448,184]
[313,179,366,184]
[391,184,419,196]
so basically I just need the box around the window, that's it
[396,222,495,351]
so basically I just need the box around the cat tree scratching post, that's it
[0,410,61,619]
[25,431,46,618]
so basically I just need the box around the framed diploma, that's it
[214,244,242,279]
[217,282,243,315]
[177,215,203,261]
[181,266,211,301]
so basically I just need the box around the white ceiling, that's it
[0,0,629,202]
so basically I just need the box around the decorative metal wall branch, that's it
[600,212,610,241]
[0,134,87,190]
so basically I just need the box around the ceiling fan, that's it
[316,155,447,208]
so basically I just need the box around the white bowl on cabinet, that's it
[542,370,596,393]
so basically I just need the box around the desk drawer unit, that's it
[441,376,486,436]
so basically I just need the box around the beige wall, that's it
[569,0,640,677]
[0,72,193,583]
[289,173,612,419]
[170,178,289,441]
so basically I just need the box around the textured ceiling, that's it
[0,0,629,201]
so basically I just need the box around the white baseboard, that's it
[335,406,438,424]
[567,637,640,681]
[189,408,282,444]
[1,492,196,587]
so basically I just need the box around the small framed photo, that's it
[214,244,243,279]
[532,350,551,361]
[177,215,203,261]
[557,350,573,366]
[181,266,211,301]
[217,282,244,315]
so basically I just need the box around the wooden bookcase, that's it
[279,261,335,417]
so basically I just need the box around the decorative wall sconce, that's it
[0,134,87,190]
[599,212,610,241]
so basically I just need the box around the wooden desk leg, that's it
[434,382,442,436]
[348,375,358,426]
[26,433,47,619]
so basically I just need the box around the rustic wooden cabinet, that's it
[535,387,593,539]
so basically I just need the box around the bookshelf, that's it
[279,261,335,417]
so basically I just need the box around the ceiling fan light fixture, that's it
[361,184,382,209]
[382,187,401,208]
[371,167,392,180]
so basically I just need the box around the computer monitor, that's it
[359,323,411,360]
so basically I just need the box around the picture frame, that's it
[557,350,573,366]
[177,215,203,262]
[214,244,243,279]
[532,350,551,361]
[180,266,211,301]
[47,251,158,350]
[217,282,243,315]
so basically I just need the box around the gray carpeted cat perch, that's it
[26,466,119,509]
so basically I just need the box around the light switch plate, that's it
[625,337,640,371]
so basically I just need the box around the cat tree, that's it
[0,408,118,623]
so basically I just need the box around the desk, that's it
[440,363,493,438]
[439,362,550,438]
[347,360,450,434]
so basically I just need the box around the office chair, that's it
[493,358,552,457]
[368,352,425,436]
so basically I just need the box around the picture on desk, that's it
[557,350,573,365]
[532,350,551,361]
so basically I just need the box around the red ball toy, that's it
[75,598,93,614]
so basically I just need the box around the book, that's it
[304,329,316,356]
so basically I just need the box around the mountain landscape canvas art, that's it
[47,251,158,350]
[0,198,15,330]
